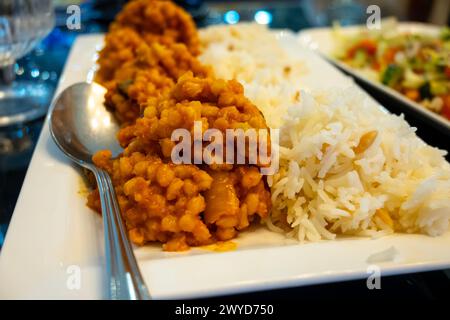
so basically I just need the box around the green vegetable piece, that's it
[382,64,403,87]
[440,27,450,41]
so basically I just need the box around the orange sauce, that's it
[200,241,237,252]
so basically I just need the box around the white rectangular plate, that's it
[298,22,450,133]
[0,33,449,300]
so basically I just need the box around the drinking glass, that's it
[0,0,55,127]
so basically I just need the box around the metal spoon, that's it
[49,82,151,300]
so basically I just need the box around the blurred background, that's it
[0,0,449,298]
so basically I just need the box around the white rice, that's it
[200,23,450,241]
[268,88,450,240]
[199,23,308,129]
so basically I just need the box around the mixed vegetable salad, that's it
[334,22,450,121]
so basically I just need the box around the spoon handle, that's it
[95,168,151,300]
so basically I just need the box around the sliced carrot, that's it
[382,47,398,64]
[404,89,420,102]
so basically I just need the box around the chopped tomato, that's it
[382,47,398,64]
[371,60,381,71]
[347,39,377,58]
[445,66,450,79]
[442,95,450,120]
[360,39,378,55]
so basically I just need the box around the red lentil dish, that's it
[89,0,271,251]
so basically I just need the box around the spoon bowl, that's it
[50,82,122,167]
